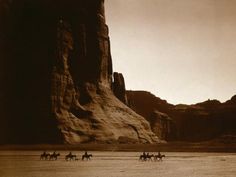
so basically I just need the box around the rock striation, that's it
[0,0,159,144]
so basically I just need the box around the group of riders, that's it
[40,151,165,161]
[40,151,92,161]
[139,151,165,161]
[40,151,60,160]
[65,151,93,161]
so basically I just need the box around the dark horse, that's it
[154,153,165,161]
[145,154,154,161]
[65,152,77,161]
[82,152,92,160]
[40,151,50,160]
[49,152,60,160]
[139,154,146,161]
[139,153,154,161]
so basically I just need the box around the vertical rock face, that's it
[112,72,128,105]
[149,111,175,140]
[0,0,63,143]
[0,0,159,144]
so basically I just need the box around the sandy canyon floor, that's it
[0,151,235,177]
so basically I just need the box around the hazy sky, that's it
[105,0,236,104]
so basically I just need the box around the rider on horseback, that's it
[84,151,88,156]
[82,151,92,160]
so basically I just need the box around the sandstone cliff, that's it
[127,91,177,140]
[149,110,175,140]
[0,0,158,144]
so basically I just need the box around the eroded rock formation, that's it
[112,72,128,105]
[149,111,175,140]
[127,91,177,140]
[0,0,159,144]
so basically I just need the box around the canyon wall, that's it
[127,91,236,141]
[0,0,158,144]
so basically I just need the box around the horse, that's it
[82,154,92,160]
[154,154,165,161]
[49,152,60,160]
[146,154,154,161]
[139,154,146,161]
[40,151,49,160]
[139,153,154,161]
[65,153,77,161]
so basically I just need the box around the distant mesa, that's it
[127,91,236,142]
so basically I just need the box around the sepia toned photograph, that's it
[0,0,236,176]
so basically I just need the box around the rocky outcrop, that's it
[0,0,159,144]
[112,72,128,105]
[127,91,177,140]
[149,111,175,140]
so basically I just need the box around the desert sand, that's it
[0,151,235,177]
